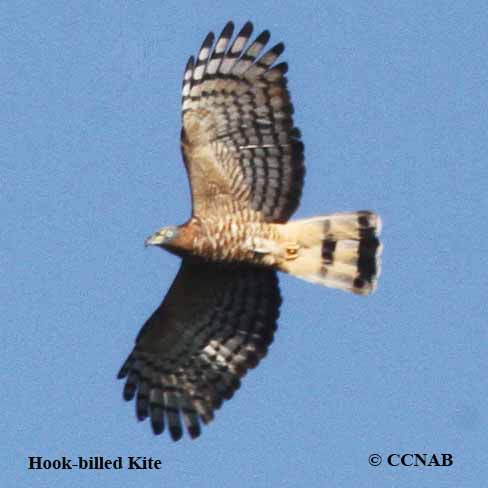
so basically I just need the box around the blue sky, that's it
[3,1,487,487]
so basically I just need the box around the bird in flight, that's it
[118,21,382,441]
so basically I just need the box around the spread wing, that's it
[180,22,305,223]
[117,259,281,441]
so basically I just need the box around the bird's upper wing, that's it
[180,22,305,223]
[118,259,281,441]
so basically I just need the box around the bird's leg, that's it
[283,242,300,260]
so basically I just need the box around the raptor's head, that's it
[144,226,179,248]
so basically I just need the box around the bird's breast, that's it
[184,218,281,265]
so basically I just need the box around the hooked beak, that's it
[144,233,164,247]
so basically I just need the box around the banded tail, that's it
[279,211,382,295]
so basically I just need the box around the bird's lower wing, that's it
[117,258,281,441]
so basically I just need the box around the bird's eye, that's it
[166,229,174,238]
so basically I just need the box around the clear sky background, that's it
[3,1,487,487]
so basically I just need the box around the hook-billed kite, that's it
[117,21,382,441]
